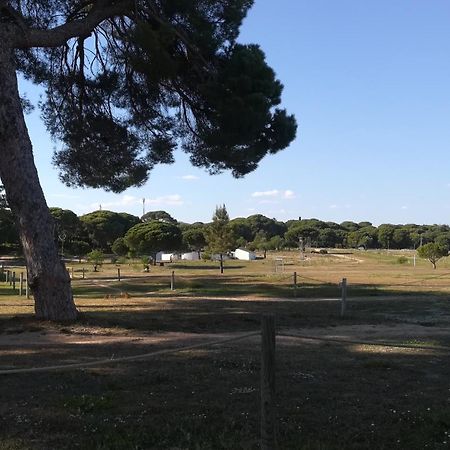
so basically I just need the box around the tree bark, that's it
[220,253,224,274]
[0,46,77,321]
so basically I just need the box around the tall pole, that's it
[142,197,146,216]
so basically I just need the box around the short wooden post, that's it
[82,267,85,279]
[12,272,16,291]
[117,267,121,281]
[340,278,347,318]
[19,272,24,296]
[26,278,29,299]
[8,270,12,286]
[261,315,277,450]
[71,267,74,279]
[293,271,297,297]
[170,271,175,290]
[5,270,9,283]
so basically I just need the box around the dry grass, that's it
[2,250,450,449]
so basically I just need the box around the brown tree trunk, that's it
[220,253,224,274]
[0,47,77,321]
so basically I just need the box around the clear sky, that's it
[19,0,450,225]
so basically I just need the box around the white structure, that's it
[234,248,256,261]
[181,252,200,261]
[155,252,180,262]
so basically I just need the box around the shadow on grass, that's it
[2,301,450,450]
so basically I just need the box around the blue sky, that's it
[19,1,450,224]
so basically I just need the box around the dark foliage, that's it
[7,0,296,192]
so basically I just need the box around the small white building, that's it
[155,251,180,262]
[234,248,256,261]
[181,251,200,261]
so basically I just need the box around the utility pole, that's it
[142,198,146,216]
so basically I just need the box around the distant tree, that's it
[417,243,448,269]
[124,221,182,261]
[182,227,207,257]
[80,211,140,251]
[141,211,177,224]
[269,235,284,251]
[206,205,236,273]
[229,218,253,243]
[435,233,450,251]
[87,250,105,272]
[317,228,338,248]
[347,226,378,249]
[284,222,320,248]
[340,221,360,232]
[378,224,396,249]
[50,207,84,255]
[250,231,270,258]
[246,214,287,240]
[0,208,20,250]
[111,237,129,257]
[392,228,412,249]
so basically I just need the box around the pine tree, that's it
[206,205,236,273]
[0,1,296,320]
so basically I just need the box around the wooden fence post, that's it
[261,315,277,450]
[12,272,16,291]
[170,271,175,291]
[340,278,347,318]
[117,268,121,281]
[82,267,85,279]
[26,278,29,299]
[19,272,23,296]
[293,272,297,297]
[5,270,9,284]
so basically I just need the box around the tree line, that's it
[1,203,450,258]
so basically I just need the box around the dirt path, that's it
[2,323,449,349]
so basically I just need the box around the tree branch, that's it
[13,1,131,49]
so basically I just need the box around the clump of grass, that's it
[0,439,30,450]
[402,339,440,347]
[63,393,116,414]
[362,359,393,370]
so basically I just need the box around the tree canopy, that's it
[125,220,182,256]
[141,210,177,224]
[80,210,140,251]
[417,243,448,269]
[12,0,296,192]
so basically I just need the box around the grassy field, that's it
[2,250,450,449]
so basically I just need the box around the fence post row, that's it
[261,315,277,450]
[340,277,347,318]
[170,271,175,291]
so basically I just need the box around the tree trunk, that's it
[0,46,77,321]
[220,253,224,274]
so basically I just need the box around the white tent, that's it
[234,248,256,261]
[181,252,200,261]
